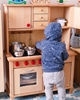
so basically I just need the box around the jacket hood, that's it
[44,22,62,41]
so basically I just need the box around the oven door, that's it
[14,66,43,94]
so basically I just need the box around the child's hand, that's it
[35,42,42,50]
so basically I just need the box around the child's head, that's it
[44,22,62,41]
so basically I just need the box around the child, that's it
[36,22,69,100]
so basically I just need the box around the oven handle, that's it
[24,69,34,73]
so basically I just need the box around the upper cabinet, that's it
[33,7,49,29]
[8,6,32,29]
[4,4,75,31]
[8,6,80,30]
[68,7,80,29]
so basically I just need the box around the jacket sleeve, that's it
[62,49,69,61]
[62,44,69,61]
[36,41,42,50]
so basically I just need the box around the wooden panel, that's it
[33,22,48,28]
[68,7,80,29]
[61,29,71,50]
[50,7,65,22]
[70,47,80,54]
[64,63,71,87]
[65,56,72,63]
[0,10,4,92]
[4,6,9,54]
[53,62,72,89]
[74,54,80,86]
[9,62,14,96]
[9,31,45,46]
[9,32,30,46]
[8,7,32,28]
[14,66,43,94]
[34,14,48,21]
[33,7,48,13]
[13,59,41,68]
[72,7,80,29]
[64,7,71,25]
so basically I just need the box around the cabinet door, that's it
[74,54,80,86]
[53,62,71,89]
[14,66,43,94]
[64,63,71,87]
[68,7,80,29]
[8,7,32,28]
[0,10,4,92]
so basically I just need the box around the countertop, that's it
[6,50,77,62]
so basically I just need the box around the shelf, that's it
[3,4,74,7]
[6,53,41,62]
[50,4,74,7]
[9,28,45,31]
[6,50,77,62]
[62,26,70,29]
[9,26,70,31]
[70,47,80,53]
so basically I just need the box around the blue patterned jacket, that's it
[36,22,69,72]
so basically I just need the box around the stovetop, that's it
[11,50,41,57]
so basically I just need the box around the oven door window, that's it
[20,72,36,87]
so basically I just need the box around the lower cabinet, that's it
[74,54,80,86]
[53,56,75,93]
[6,54,75,99]
[64,56,75,91]
[14,66,43,94]
[13,61,73,95]
[64,63,71,87]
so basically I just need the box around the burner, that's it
[11,50,41,57]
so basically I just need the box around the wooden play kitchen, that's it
[3,3,80,100]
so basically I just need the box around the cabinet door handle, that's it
[40,24,43,26]
[41,9,43,12]
[24,69,34,73]
[40,16,43,19]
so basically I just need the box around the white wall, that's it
[0,0,79,9]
